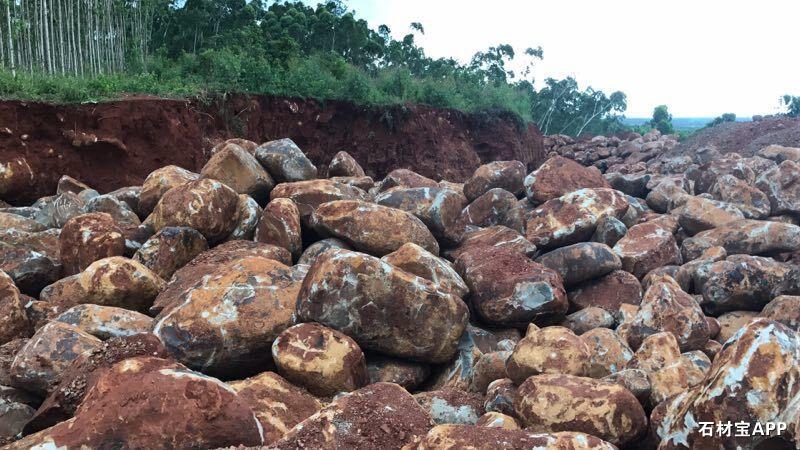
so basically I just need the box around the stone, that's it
[0,270,30,345]
[645,181,690,213]
[475,412,519,430]
[648,352,710,407]
[255,138,318,182]
[535,242,621,287]
[53,304,152,340]
[153,256,301,376]
[708,174,771,219]
[581,328,633,377]
[254,197,302,261]
[484,378,517,417]
[524,156,610,204]
[228,371,323,445]
[463,160,526,201]
[591,215,627,247]
[526,188,629,251]
[212,138,258,156]
[149,178,239,244]
[415,389,484,425]
[601,368,651,404]
[0,339,26,386]
[85,194,141,228]
[201,142,274,203]
[702,255,797,314]
[458,188,525,233]
[382,242,468,298]
[682,219,800,260]
[272,322,368,396]
[367,355,430,391]
[10,322,102,396]
[605,171,652,198]
[761,295,800,331]
[672,196,745,235]
[133,226,208,280]
[378,168,439,192]
[755,160,800,215]
[297,249,468,363]
[757,144,800,163]
[445,225,537,262]
[138,165,200,216]
[469,351,511,393]
[568,270,643,313]
[312,200,439,256]
[375,187,467,245]
[455,245,567,328]
[226,194,261,241]
[0,400,34,442]
[270,179,370,224]
[7,357,263,449]
[270,382,433,449]
[506,326,590,384]
[106,186,141,213]
[514,374,647,446]
[427,325,508,392]
[626,331,682,373]
[328,150,365,177]
[60,212,126,276]
[416,425,617,450]
[562,307,615,335]
[0,243,60,296]
[0,212,45,232]
[716,311,760,343]
[329,175,374,191]
[627,276,709,351]
[613,221,681,279]
[297,237,351,266]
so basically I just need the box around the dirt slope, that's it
[674,115,800,157]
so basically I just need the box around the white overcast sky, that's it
[337,0,799,118]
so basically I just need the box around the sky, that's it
[336,0,799,118]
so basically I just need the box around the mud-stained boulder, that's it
[515,374,646,446]
[446,225,537,261]
[459,188,525,233]
[591,215,627,247]
[681,219,800,260]
[138,165,200,216]
[582,328,633,377]
[758,144,800,163]
[602,368,651,405]
[0,339,26,386]
[484,378,517,417]
[229,371,323,445]
[0,157,35,204]
[702,255,797,314]
[60,212,125,276]
[526,188,629,251]
[297,237,351,266]
[708,174,771,219]
[255,197,302,261]
[506,326,590,383]
[475,412,519,430]
[0,212,45,232]
[0,398,34,442]
[8,357,263,450]
[201,142,274,203]
[150,240,291,315]
[613,221,681,279]
[427,324,507,392]
[0,243,60,296]
[417,425,617,450]
[367,354,430,391]
[648,352,710,408]
[375,186,467,245]
[255,138,318,182]
[270,179,370,223]
[0,270,30,345]
[716,312,762,344]
[10,322,102,396]
[605,171,652,198]
[415,389,484,425]
[536,242,621,287]
[329,175,374,191]
[55,175,90,195]
[23,333,170,433]
[525,156,610,204]
[212,138,258,156]
[455,245,567,327]
[226,193,261,241]
[463,160,526,202]
[312,200,439,256]
[153,256,301,376]
[272,322,368,396]
[645,181,690,213]
[672,196,744,235]
[563,307,615,335]
[627,276,709,351]
[469,350,512,393]
[382,242,468,298]
[85,193,141,228]
[761,295,800,331]
[328,150,365,177]
[271,382,433,449]
[755,159,800,215]
[297,249,468,363]
[568,270,642,314]
[53,304,152,340]
[654,319,798,450]
[133,226,208,280]
[149,178,239,244]
[626,331,682,374]
[378,168,439,192]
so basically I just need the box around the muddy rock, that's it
[10,322,102,396]
[297,237,351,266]
[515,373,647,446]
[716,311,760,343]
[201,142,274,203]
[85,193,141,229]
[536,242,621,287]
[382,242,468,297]
[591,215,627,247]
[761,295,800,331]
[0,243,60,296]
[708,174,771,219]
[366,354,430,391]
[377,168,439,192]
[681,219,800,260]
[60,212,126,276]
[427,324,508,392]
[757,144,800,163]
[0,157,35,204]
[415,389,484,425]
[602,368,651,404]
[153,256,301,376]
[229,371,323,445]
[0,212,46,232]
[312,200,439,256]
[648,352,710,407]
[0,270,30,345]
[702,255,797,314]
[445,225,537,261]
[506,326,590,383]
[375,187,467,245]
[270,179,370,224]
[459,188,525,233]
[455,245,567,327]
[605,171,652,198]
[627,276,709,351]
[329,175,374,191]
[298,249,468,363]
[581,328,633,377]
[475,411,519,429]
[568,270,643,313]
[270,382,433,449]
[417,425,617,450]
[755,159,800,215]
[133,226,208,280]
[255,138,318,182]
[563,307,615,335]
[213,138,258,156]
[138,165,200,216]
[469,350,511,393]
[0,339,26,386]
[645,181,690,213]
[462,160,526,202]
[149,178,240,244]
[526,188,629,250]
[226,194,261,241]
[484,378,517,417]
[328,150,366,177]
[626,331,682,373]
[672,196,745,235]
[613,221,681,279]
[53,304,152,339]
[525,155,610,204]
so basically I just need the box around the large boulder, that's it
[328,150,365,177]
[702,255,798,314]
[582,328,634,377]
[200,142,274,203]
[0,212,46,232]
[761,295,800,331]
[60,212,126,276]
[138,165,200,216]
[417,425,617,449]
[681,219,800,260]
[377,168,439,192]
[382,242,468,298]
[524,156,610,204]
[671,196,744,235]
[613,221,681,279]
[535,242,621,286]
[463,160,526,201]
[506,326,591,383]
[568,270,643,313]
[708,174,771,219]
[254,197,302,261]
[0,243,59,295]
[755,160,800,215]
[255,138,318,182]
[312,200,439,256]
[375,186,467,245]
[0,270,30,345]
[270,179,370,223]
[132,226,208,280]
[446,225,537,262]
[297,249,468,363]
[757,144,800,163]
[459,188,525,233]
[53,304,152,340]
[226,194,261,241]
[85,193,142,229]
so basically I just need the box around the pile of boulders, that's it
[545,129,679,173]
[0,135,798,449]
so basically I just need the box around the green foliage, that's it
[783,95,800,117]
[704,113,736,128]
[650,105,674,134]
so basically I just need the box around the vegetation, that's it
[782,95,800,117]
[649,105,674,134]
[704,113,736,128]
[0,0,629,136]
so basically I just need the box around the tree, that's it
[704,113,736,128]
[782,95,800,117]
[650,105,674,134]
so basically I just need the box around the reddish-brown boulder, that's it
[524,155,610,204]
[681,219,800,260]
[0,270,30,345]
[708,174,771,219]
[367,354,430,391]
[133,226,208,280]
[702,255,796,314]
[138,165,200,216]
[463,160,526,201]
[297,237,351,266]
[375,186,467,245]
[60,212,126,276]
[445,225,537,262]
[506,326,591,383]
[582,327,633,377]
[225,194,261,241]
[535,242,621,286]
[761,295,800,331]
[270,179,370,223]
[613,220,681,279]
[568,269,643,313]
[255,197,302,261]
[755,159,800,215]
[382,242,468,297]
[328,150,365,177]
[562,306,615,335]
[417,425,617,449]
[378,168,440,193]
[255,138,318,182]
[53,304,152,340]
[459,188,525,233]
[201,142,274,203]
[672,196,744,235]
[0,212,45,232]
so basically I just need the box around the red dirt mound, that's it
[673,116,800,157]
[0,95,544,203]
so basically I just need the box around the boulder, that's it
[377,168,439,192]
[591,215,627,247]
[755,160,800,215]
[568,270,643,313]
[212,138,258,156]
[60,212,126,276]
[648,351,710,407]
[672,196,744,235]
[524,156,610,204]
[226,194,261,241]
[0,270,30,345]
[459,188,525,233]
[702,255,797,314]
[463,161,526,201]
[506,326,591,383]
[328,150,365,177]
[414,389,484,425]
[375,186,467,245]
[254,197,302,261]
[535,242,621,286]
[297,237,351,266]
[602,368,651,405]
[0,243,60,296]
[682,219,800,259]
[417,425,617,449]
[626,331,682,373]
[138,165,200,216]
[270,179,370,223]
[201,142,274,203]
[475,412,519,430]
[53,304,152,340]
[382,242,468,297]
[562,306,615,335]
[708,174,771,219]
[85,194,141,228]
[716,311,760,343]
[367,355,430,391]
[255,138,318,182]
[581,327,633,377]
[484,378,517,417]
[469,350,511,393]
[445,225,537,262]
[613,221,681,279]
[757,144,800,163]
[297,249,468,363]
[133,226,208,280]
[761,295,800,331]
[0,212,46,232]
